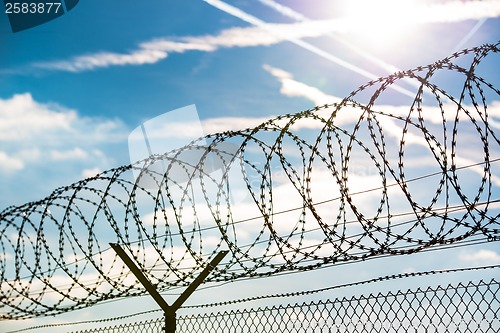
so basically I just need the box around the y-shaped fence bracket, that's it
[110,243,228,333]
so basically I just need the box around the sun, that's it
[337,0,421,48]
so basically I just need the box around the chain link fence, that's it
[71,278,499,333]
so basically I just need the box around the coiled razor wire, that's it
[0,43,499,319]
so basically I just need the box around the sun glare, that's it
[338,0,421,48]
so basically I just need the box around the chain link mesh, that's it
[69,278,499,333]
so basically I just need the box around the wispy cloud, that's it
[35,19,349,72]
[38,49,168,72]
[34,0,500,73]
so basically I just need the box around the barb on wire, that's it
[7,264,498,333]
[0,42,499,319]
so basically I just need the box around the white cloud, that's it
[202,116,271,133]
[0,93,126,144]
[0,151,24,172]
[0,93,127,174]
[82,167,101,179]
[16,148,42,162]
[0,93,76,141]
[50,147,88,161]
[419,0,500,23]
[459,249,500,264]
[127,115,274,140]
[34,0,500,73]
[37,49,168,73]
[263,64,341,106]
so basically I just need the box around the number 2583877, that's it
[5,2,62,14]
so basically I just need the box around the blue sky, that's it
[1,0,499,206]
[1,0,500,331]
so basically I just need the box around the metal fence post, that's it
[110,243,228,333]
[164,312,176,333]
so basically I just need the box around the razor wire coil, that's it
[0,42,499,319]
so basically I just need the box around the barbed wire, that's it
[6,264,499,333]
[1,42,499,319]
[3,309,161,333]
[185,264,500,308]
